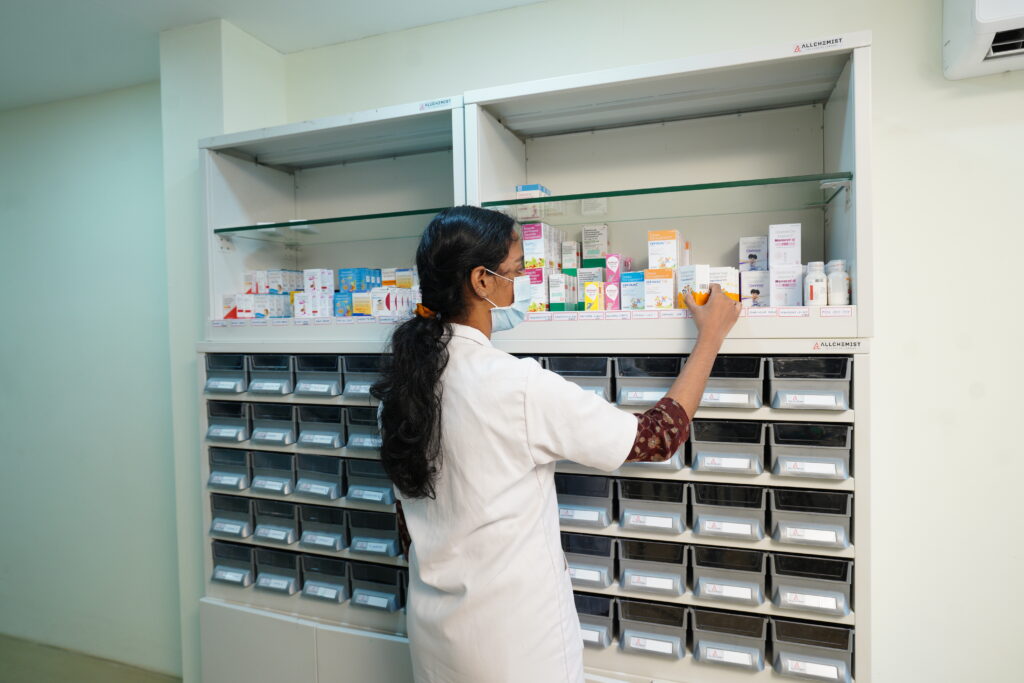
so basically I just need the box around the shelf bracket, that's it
[216,235,234,253]
[820,179,852,211]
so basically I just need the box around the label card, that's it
[624,390,667,403]
[578,311,605,321]
[355,594,390,608]
[298,382,332,394]
[298,482,333,496]
[746,307,777,317]
[605,311,630,320]
[249,381,284,392]
[353,540,390,554]
[209,473,242,487]
[784,527,839,544]
[212,521,242,535]
[702,456,752,470]
[305,585,339,600]
[349,434,383,449]
[626,513,674,529]
[302,533,338,548]
[258,576,290,591]
[629,575,674,590]
[659,310,685,319]
[784,461,839,476]
[702,392,749,405]
[702,519,753,536]
[785,393,839,407]
[256,527,289,541]
[779,307,811,318]
[783,591,838,611]
[581,629,601,643]
[207,380,239,390]
[568,567,602,583]
[350,489,386,502]
[526,312,552,322]
[552,312,578,322]
[302,434,337,445]
[820,306,853,318]
[214,568,245,583]
[703,582,753,600]
[787,660,839,680]
[628,636,673,655]
[208,427,240,438]
[346,383,371,395]
[253,479,285,492]
[632,311,658,319]
[706,647,753,666]
[559,508,601,522]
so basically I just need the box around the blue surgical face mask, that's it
[483,268,532,332]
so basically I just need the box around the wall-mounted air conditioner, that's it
[944,0,1024,79]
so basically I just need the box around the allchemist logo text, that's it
[812,341,862,351]
[793,37,843,53]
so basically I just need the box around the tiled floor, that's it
[0,634,180,683]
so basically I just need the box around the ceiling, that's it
[0,0,545,111]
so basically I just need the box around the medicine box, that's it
[582,224,609,260]
[527,268,552,312]
[644,269,675,310]
[352,292,372,316]
[235,294,255,319]
[583,282,604,311]
[333,291,353,317]
[648,230,690,270]
[292,292,310,318]
[396,268,415,289]
[738,236,769,272]
[523,223,559,270]
[267,269,289,294]
[381,268,397,287]
[769,223,801,266]
[515,183,551,221]
[562,241,581,270]
[549,272,577,312]
[603,282,620,310]
[576,267,603,309]
[770,265,803,307]
[676,264,710,308]
[604,254,628,283]
[310,293,332,318]
[304,269,334,296]
[741,271,770,308]
[337,268,376,293]
[709,266,740,301]
[620,271,645,310]
[245,270,268,295]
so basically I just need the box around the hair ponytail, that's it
[372,206,516,498]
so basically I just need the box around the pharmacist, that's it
[372,206,740,683]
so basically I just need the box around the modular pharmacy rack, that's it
[196,33,872,683]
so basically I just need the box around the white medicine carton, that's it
[769,223,802,266]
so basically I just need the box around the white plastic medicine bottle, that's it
[804,261,828,306]
[826,260,851,305]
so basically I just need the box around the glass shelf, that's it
[481,173,852,228]
[213,206,451,245]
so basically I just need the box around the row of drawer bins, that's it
[575,593,853,681]
[211,540,406,612]
[210,494,401,558]
[557,475,853,549]
[205,403,380,449]
[621,420,852,481]
[205,353,853,411]
[563,532,851,618]
[205,354,382,400]
[208,448,394,504]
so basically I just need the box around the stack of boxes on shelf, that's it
[741,224,851,309]
[223,267,421,320]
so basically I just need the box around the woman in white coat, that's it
[372,206,740,683]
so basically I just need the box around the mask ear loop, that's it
[480,268,511,308]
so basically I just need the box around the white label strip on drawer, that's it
[258,577,290,590]
[784,527,838,544]
[208,427,240,438]
[704,583,753,600]
[624,390,667,403]
[787,659,839,680]
[307,585,338,600]
[350,489,385,501]
[207,380,238,390]
[214,568,245,583]
[299,483,332,496]
[702,392,749,405]
[300,383,332,394]
[568,567,602,582]
[706,647,753,666]
[784,461,838,475]
[628,636,673,655]
[303,434,336,445]
[626,513,674,529]
[702,519,752,536]
[210,474,241,486]
[254,480,285,492]
[257,528,289,541]
[303,533,337,547]
[628,575,674,590]
[355,594,390,608]
[350,435,382,448]
[785,393,838,407]
[580,628,601,643]
[254,431,286,441]
[346,383,371,395]
[783,592,838,611]
[703,456,751,470]
[354,541,390,553]
[560,508,600,522]
[212,521,242,534]
[250,381,283,392]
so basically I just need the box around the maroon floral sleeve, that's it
[626,397,690,463]
[396,499,411,558]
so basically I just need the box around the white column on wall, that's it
[159,20,286,683]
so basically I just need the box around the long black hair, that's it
[371,206,517,499]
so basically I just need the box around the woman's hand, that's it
[684,284,741,345]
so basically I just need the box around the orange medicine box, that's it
[644,269,676,310]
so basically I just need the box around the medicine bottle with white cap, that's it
[826,260,851,306]
[804,262,828,306]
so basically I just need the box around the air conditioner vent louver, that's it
[988,27,1024,57]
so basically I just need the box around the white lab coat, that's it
[399,323,638,683]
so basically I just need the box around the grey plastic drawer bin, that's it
[618,599,686,659]
[771,423,852,481]
[211,541,254,587]
[297,405,345,450]
[208,448,250,491]
[345,459,395,505]
[690,420,766,476]
[617,479,685,535]
[615,356,681,406]
[205,354,247,394]
[342,355,384,405]
[618,539,686,596]
[691,608,766,671]
[296,453,344,500]
[691,546,765,606]
[253,499,299,545]
[772,619,854,683]
[547,356,613,401]
[206,401,250,443]
[250,403,297,446]
[701,356,764,409]
[350,562,405,612]
[770,554,852,617]
[248,354,294,395]
[346,407,382,450]
[555,474,614,529]
[294,355,343,397]
[255,548,300,595]
[690,483,766,541]
[574,593,613,649]
[299,505,347,552]
[771,490,853,549]
[251,451,296,496]
[348,510,400,557]
[301,555,349,603]
[561,532,614,589]
[769,357,851,411]
[209,494,253,539]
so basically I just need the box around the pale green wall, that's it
[0,82,180,675]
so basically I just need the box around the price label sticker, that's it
[208,427,239,438]
[629,575,674,590]
[293,319,311,326]
[207,380,237,390]
[212,320,227,327]
[228,320,247,327]
[627,514,674,529]
[271,318,291,326]
[349,435,382,448]
[334,316,356,325]
[704,582,752,600]
[255,431,285,441]
[784,527,838,544]
[346,383,371,395]
[605,311,630,320]
[633,311,658,319]
[526,312,552,322]
[559,508,600,522]
[250,381,283,392]
[355,316,376,325]
[746,307,777,317]
[702,519,752,536]
[820,306,853,318]
[568,567,602,582]
[578,311,605,321]
[552,312,578,322]
[706,647,752,666]
[779,307,811,318]
[659,310,685,319]
[628,636,672,655]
